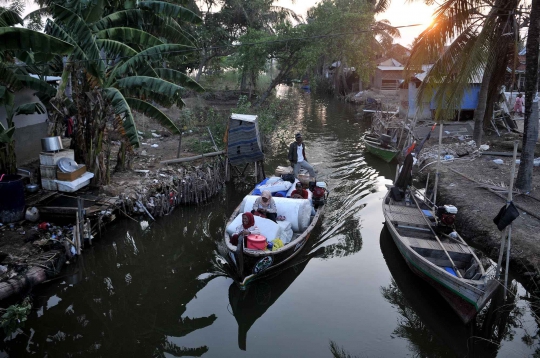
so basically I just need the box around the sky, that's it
[22,0,437,47]
[275,0,437,47]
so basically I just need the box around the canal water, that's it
[2,87,539,357]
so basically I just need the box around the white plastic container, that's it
[41,178,58,191]
[40,165,57,179]
[56,172,94,192]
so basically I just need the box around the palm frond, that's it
[155,68,204,92]
[96,39,138,58]
[137,1,202,24]
[96,27,163,48]
[0,27,73,55]
[0,7,23,27]
[50,4,104,79]
[125,98,180,134]
[116,76,183,106]
[102,87,140,147]
[113,44,193,77]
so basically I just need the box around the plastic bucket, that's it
[246,234,267,250]
[0,175,25,223]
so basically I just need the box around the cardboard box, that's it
[56,164,86,181]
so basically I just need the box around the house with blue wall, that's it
[399,65,482,120]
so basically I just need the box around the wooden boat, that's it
[382,155,498,324]
[224,185,327,287]
[364,132,400,162]
[383,186,498,323]
[380,226,504,356]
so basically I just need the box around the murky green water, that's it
[2,87,539,357]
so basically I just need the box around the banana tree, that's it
[34,1,205,183]
[0,4,74,174]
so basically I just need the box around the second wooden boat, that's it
[364,133,400,162]
[382,154,498,323]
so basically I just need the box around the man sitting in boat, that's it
[288,133,316,180]
[230,212,260,246]
[291,182,308,199]
[252,191,278,222]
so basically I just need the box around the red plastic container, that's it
[246,234,267,250]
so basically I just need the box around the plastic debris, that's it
[493,159,504,164]
[25,207,39,222]
[444,154,454,160]
[479,144,489,151]
[151,133,161,138]
[151,144,159,148]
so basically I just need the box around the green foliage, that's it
[0,297,32,335]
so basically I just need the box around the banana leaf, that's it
[155,68,204,92]
[137,1,202,24]
[96,27,163,48]
[0,27,73,55]
[103,87,140,147]
[125,98,180,134]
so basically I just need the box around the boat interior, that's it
[385,187,484,281]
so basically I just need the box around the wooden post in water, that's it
[504,141,519,299]
[495,141,518,283]
[176,134,182,158]
[432,122,443,206]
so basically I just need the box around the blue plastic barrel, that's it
[0,175,25,223]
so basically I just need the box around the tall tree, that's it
[29,0,204,183]
[406,0,520,143]
[516,0,540,191]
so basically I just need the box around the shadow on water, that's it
[1,205,232,357]
[380,226,524,358]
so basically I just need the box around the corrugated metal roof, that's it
[230,113,258,122]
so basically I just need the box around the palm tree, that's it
[405,0,521,146]
[27,0,205,182]
[0,1,73,174]
[516,0,540,192]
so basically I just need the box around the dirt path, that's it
[418,131,540,291]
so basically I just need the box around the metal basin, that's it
[41,136,63,152]
[57,157,78,173]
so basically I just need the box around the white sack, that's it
[241,195,311,232]
[257,180,292,193]
[276,220,293,244]
[226,213,281,241]
[265,176,282,184]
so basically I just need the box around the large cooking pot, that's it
[41,136,63,152]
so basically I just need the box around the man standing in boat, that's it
[288,132,316,179]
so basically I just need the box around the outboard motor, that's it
[312,182,328,208]
[436,205,458,226]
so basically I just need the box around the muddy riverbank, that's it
[417,129,540,293]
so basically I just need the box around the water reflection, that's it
[380,226,522,357]
[2,210,226,357]
[228,243,324,351]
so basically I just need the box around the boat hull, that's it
[364,141,399,162]
[225,205,324,288]
[382,192,498,324]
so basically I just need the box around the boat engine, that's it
[310,181,328,208]
[436,205,458,226]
